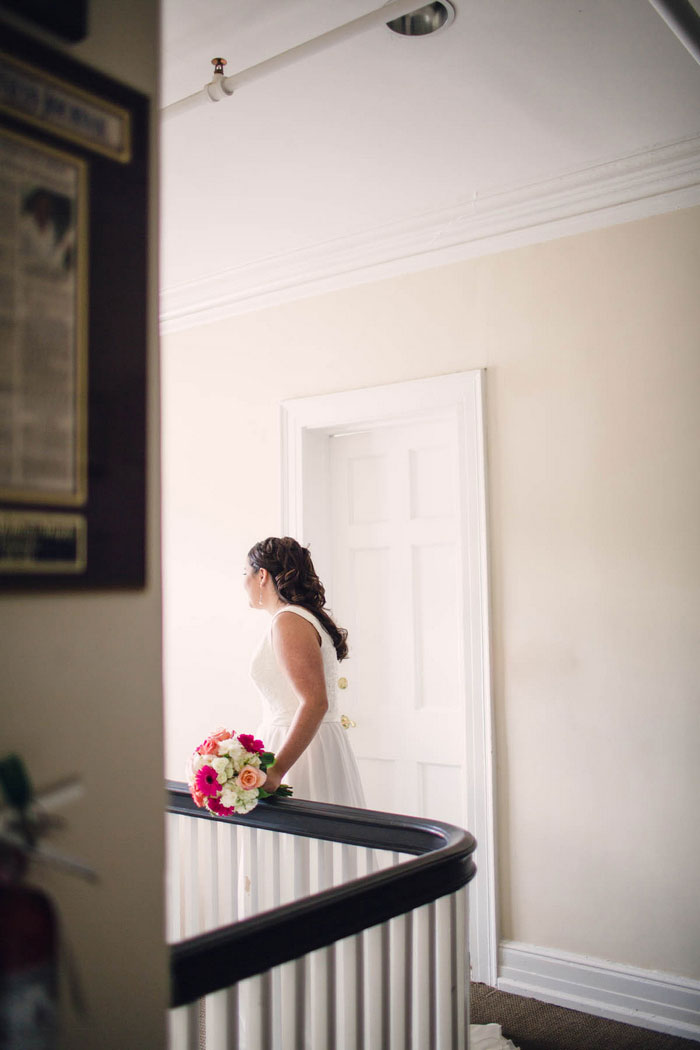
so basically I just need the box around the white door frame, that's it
[280,370,497,985]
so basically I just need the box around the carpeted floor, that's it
[470,983,698,1050]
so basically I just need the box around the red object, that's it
[0,877,58,1050]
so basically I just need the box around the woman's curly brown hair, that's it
[247,537,348,661]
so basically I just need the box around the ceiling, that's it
[159,0,700,330]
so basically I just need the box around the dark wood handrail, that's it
[167,781,476,1007]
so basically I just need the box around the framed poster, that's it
[0,24,148,587]
[0,128,88,511]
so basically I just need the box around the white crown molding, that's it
[160,135,700,334]
[498,940,700,1041]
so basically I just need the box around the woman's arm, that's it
[264,612,329,792]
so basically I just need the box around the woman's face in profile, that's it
[242,560,258,607]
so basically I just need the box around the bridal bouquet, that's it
[187,728,292,816]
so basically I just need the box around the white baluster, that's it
[332,840,343,886]
[272,830,282,908]
[413,902,434,1050]
[363,846,379,876]
[166,813,181,943]
[294,834,311,898]
[454,887,469,1050]
[341,841,358,883]
[224,983,240,1050]
[226,818,239,924]
[310,943,336,1048]
[204,988,228,1050]
[168,1001,199,1050]
[278,959,296,1050]
[319,839,334,890]
[389,910,412,1050]
[381,922,391,1046]
[213,821,226,927]
[182,816,198,937]
[203,818,218,932]
[435,894,455,1049]
[339,843,362,1047]
[294,957,307,1050]
[248,827,260,915]
[166,1004,182,1050]
[339,932,364,1049]
[364,922,389,1048]
[277,956,308,1049]
[239,973,261,1050]
[196,819,209,934]
[244,970,272,1049]
[326,943,338,1048]
[290,836,311,1042]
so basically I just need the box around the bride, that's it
[244,535,365,807]
[243,535,518,1050]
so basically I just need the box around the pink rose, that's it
[192,787,207,808]
[213,727,234,741]
[238,765,266,790]
[201,728,234,754]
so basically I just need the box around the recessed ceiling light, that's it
[386,1,456,37]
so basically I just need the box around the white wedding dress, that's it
[251,604,366,806]
[248,605,518,1050]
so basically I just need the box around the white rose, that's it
[220,785,239,808]
[188,752,208,776]
[210,756,231,784]
[237,792,258,814]
[217,737,240,757]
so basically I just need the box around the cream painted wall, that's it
[162,207,700,981]
[0,4,166,1047]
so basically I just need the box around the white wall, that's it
[0,3,165,1047]
[163,206,700,984]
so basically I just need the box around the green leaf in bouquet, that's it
[257,783,292,800]
[0,754,34,811]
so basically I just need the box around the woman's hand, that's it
[262,765,284,795]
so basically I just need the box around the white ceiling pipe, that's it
[161,0,436,122]
[647,0,700,65]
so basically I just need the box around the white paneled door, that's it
[328,415,467,829]
[282,372,496,984]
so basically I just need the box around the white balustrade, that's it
[167,809,471,1050]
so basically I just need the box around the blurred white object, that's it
[470,1023,520,1050]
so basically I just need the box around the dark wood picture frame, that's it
[0,1,87,43]
[0,24,149,588]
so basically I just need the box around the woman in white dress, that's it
[243,538,517,1049]
[244,536,365,807]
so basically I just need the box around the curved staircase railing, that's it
[167,781,477,1049]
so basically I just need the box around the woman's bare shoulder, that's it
[272,607,322,646]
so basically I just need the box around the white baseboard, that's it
[497,941,700,1042]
